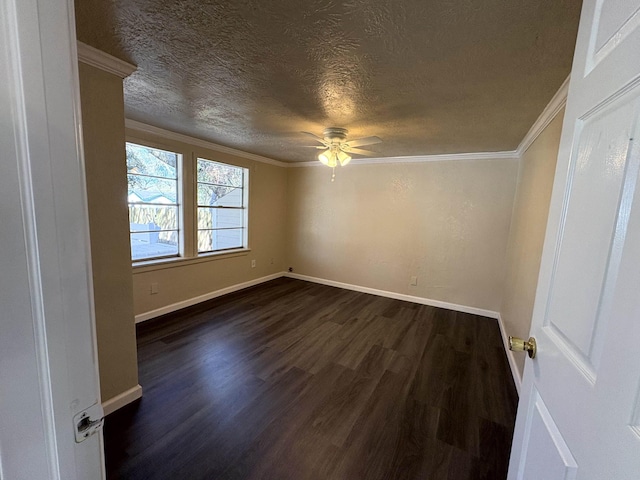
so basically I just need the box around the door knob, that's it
[509,336,537,359]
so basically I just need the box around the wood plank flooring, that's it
[104,278,518,480]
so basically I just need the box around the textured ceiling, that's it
[75,0,582,163]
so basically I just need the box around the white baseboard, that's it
[133,271,521,395]
[496,313,522,395]
[285,272,500,319]
[135,272,284,323]
[102,384,142,416]
[290,273,521,394]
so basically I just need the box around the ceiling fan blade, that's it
[346,136,382,148]
[300,131,326,144]
[301,145,329,149]
[348,147,379,156]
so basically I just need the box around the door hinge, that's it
[73,403,104,443]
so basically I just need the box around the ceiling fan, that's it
[302,127,382,180]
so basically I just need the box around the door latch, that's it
[73,403,104,443]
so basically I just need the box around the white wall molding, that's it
[77,41,136,78]
[285,272,500,319]
[124,76,567,169]
[496,313,523,395]
[137,270,505,327]
[288,269,524,394]
[137,268,505,329]
[516,75,570,156]
[125,119,288,168]
[134,270,522,395]
[288,150,519,168]
[102,384,142,416]
[135,272,284,323]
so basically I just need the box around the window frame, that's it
[125,135,251,269]
[195,157,249,256]
[126,140,184,263]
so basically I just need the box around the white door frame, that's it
[0,0,105,478]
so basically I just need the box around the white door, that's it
[0,0,105,478]
[508,0,640,479]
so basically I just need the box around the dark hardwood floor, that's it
[105,278,518,480]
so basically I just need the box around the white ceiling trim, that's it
[288,150,519,167]
[77,41,136,78]
[124,75,569,169]
[292,76,569,168]
[124,119,289,167]
[516,75,570,156]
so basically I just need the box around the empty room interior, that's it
[22,0,623,478]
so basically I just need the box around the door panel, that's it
[591,0,640,69]
[633,385,640,436]
[517,389,577,480]
[584,133,640,478]
[544,93,640,379]
[508,0,640,478]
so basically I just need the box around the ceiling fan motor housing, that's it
[323,127,348,143]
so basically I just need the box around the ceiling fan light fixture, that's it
[318,150,336,167]
[337,150,351,166]
[305,127,381,179]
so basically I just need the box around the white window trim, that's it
[125,136,251,272]
[195,156,249,255]
[126,139,184,263]
[132,247,251,273]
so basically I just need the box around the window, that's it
[126,142,181,261]
[125,139,249,265]
[197,158,248,254]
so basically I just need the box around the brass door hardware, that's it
[509,336,537,359]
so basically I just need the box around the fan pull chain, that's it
[331,167,335,182]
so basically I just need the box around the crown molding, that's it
[125,119,288,168]
[516,75,570,156]
[77,41,136,78]
[126,75,568,168]
[291,76,568,167]
[288,150,519,167]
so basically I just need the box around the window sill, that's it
[132,248,251,274]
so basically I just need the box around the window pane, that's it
[130,231,179,261]
[198,229,243,252]
[128,175,178,204]
[129,205,178,231]
[126,143,177,179]
[197,207,243,229]
[197,184,242,207]
[127,142,181,263]
[197,158,243,186]
[195,158,247,256]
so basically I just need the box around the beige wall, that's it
[501,109,565,376]
[128,130,288,317]
[77,46,565,412]
[79,63,139,402]
[286,159,518,312]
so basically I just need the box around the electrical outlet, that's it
[150,282,159,294]
[251,259,256,268]
[410,276,418,286]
